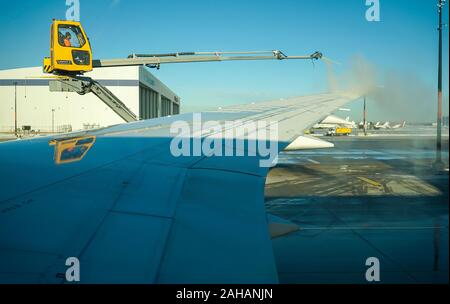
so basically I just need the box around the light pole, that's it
[363,96,367,136]
[51,109,55,133]
[435,0,446,168]
[14,82,17,138]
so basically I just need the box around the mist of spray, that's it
[326,55,377,97]
[326,55,442,123]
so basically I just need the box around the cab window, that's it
[60,145,88,162]
[58,25,86,48]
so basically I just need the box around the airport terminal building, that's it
[0,66,180,134]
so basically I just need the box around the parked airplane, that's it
[373,121,391,130]
[313,115,356,129]
[373,121,406,130]
[391,121,407,129]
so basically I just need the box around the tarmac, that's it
[266,129,449,284]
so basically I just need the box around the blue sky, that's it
[0,0,448,122]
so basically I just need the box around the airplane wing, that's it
[0,93,357,283]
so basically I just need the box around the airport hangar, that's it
[0,66,180,134]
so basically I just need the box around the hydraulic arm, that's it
[43,19,323,123]
[93,50,323,69]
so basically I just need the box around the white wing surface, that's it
[0,93,357,283]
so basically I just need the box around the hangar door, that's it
[139,85,159,119]
[161,96,172,117]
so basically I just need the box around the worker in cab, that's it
[63,32,72,47]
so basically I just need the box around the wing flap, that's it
[156,168,277,283]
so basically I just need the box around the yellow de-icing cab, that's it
[43,20,93,75]
[49,136,96,165]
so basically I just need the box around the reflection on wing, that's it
[49,136,96,165]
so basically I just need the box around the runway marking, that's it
[357,176,383,188]
[307,158,320,164]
